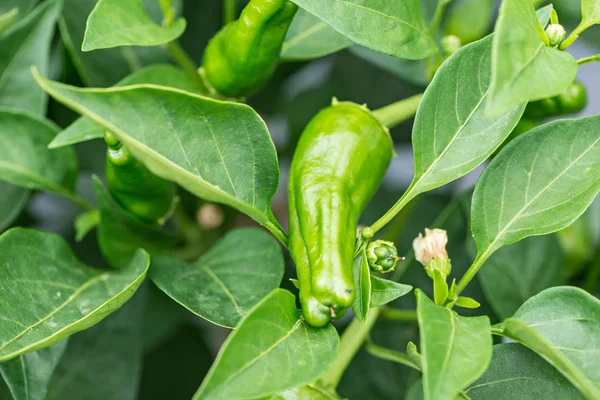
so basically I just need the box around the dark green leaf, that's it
[74,209,100,242]
[0,228,149,362]
[352,248,371,322]
[369,276,412,308]
[150,228,284,328]
[0,0,36,20]
[193,289,339,400]
[0,182,28,233]
[349,46,428,86]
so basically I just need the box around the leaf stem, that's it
[363,184,419,239]
[372,93,423,130]
[429,0,452,34]
[264,221,289,248]
[490,327,504,336]
[379,308,417,321]
[560,21,588,50]
[223,0,237,25]
[365,341,421,370]
[166,41,209,94]
[453,249,492,299]
[577,54,600,65]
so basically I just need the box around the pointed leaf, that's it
[0,228,149,362]
[290,0,436,59]
[582,0,600,26]
[34,73,286,241]
[503,287,600,400]
[369,276,412,308]
[193,289,339,400]
[74,209,100,242]
[150,228,284,328]
[471,116,600,262]
[416,289,492,400]
[488,0,577,114]
[352,249,371,322]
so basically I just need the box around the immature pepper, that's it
[289,101,394,327]
[105,132,175,225]
[201,0,298,98]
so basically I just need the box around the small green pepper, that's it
[524,81,587,118]
[201,0,297,98]
[105,132,174,225]
[289,101,394,327]
[367,240,400,273]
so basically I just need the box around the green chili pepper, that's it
[105,132,174,225]
[289,100,394,327]
[524,81,587,118]
[201,0,297,98]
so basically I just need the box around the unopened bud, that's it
[545,24,566,47]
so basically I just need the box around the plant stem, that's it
[223,0,237,25]
[453,249,491,299]
[365,342,420,370]
[560,22,588,50]
[577,54,600,65]
[379,308,417,321]
[490,327,504,336]
[429,0,452,34]
[363,184,419,239]
[264,221,289,249]
[319,308,381,389]
[166,41,209,94]
[372,93,423,130]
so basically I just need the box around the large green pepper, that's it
[201,0,297,98]
[105,132,175,225]
[289,101,394,327]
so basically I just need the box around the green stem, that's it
[560,21,588,50]
[491,327,504,336]
[166,41,209,94]
[372,93,423,130]
[319,308,381,389]
[379,308,417,321]
[453,250,491,299]
[577,54,600,65]
[264,221,289,249]
[429,0,452,34]
[363,184,419,240]
[223,0,237,25]
[365,342,420,371]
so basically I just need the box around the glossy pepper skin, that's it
[289,101,394,327]
[524,81,587,118]
[105,132,175,225]
[201,0,297,98]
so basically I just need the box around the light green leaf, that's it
[488,0,577,114]
[405,35,525,201]
[34,72,286,242]
[536,4,554,27]
[503,287,600,400]
[290,0,436,59]
[0,0,61,114]
[582,0,600,26]
[281,7,353,61]
[150,228,284,328]
[477,234,564,319]
[0,228,149,362]
[352,249,371,322]
[49,64,204,149]
[416,289,492,400]
[349,46,428,86]
[465,343,583,399]
[266,384,341,399]
[74,209,100,242]
[0,109,77,197]
[46,291,144,400]
[82,0,186,51]
[0,182,28,233]
[369,276,412,308]
[471,116,600,264]
[0,8,19,34]
[0,340,68,400]
[193,289,339,400]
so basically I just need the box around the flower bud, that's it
[413,228,451,278]
[545,24,566,47]
[367,240,400,273]
[442,35,462,56]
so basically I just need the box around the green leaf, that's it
[407,35,525,199]
[0,0,61,114]
[150,228,284,328]
[454,296,480,309]
[280,7,353,61]
[49,64,205,148]
[193,289,339,400]
[487,0,577,114]
[503,287,600,400]
[82,0,186,51]
[34,73,286,242]
[0,0,36,19]
[74,209,100,242]
[432,270,448,305]
[0,109,77,196]
[416,289,492,400]
[0,228,149,362]
[267,384,341,400]
[349,46,428,86]
[536,4,554,27]
[369,276,412,308]
[0,182,28,233]
[352,249,371,322]
[0,341,68,400]
[477,234,565,319]
[471,116,600,263]
[45,291,144,400]
[0,8,19,34]
[465,343,583,399]
[93,177,178,269]
[582,0,600,26]
[289,0,436,59]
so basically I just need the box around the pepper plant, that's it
[1,0,600,399]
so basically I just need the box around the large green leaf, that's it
[487,0,577,114]
[416,289,492,400]
[0,228,149,362]
[34,73,286,241]
[582,0,600,26]
[0,341,68,400]
[0,0,61,114]
[150,228,284,328]
[193,289,339,400]
[82,0,186,51]
[471,116,600,264]
[45,291,144,400]
[400,36,524,205]
[503,287,600,400]
[0,109,77,196]
[477,234,565,319]
[49,64,204,148]
[290,0,436,59]
[465,343,583,399]
[0,182,28,233]
[281,7,353,60]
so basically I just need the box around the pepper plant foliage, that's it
[1,0,600,399]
